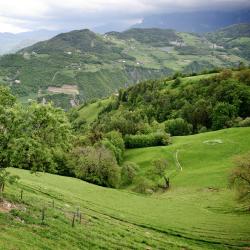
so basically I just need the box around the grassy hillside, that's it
[124,127,250,188]
[106,28,180,47]
[76,97,111,124]
[0,27,248,109]
[1,127,250,249]
[206,23,250,60]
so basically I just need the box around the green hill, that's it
[0,26,249,109]
[106,28,180,47]
[1,127,250,249]
[206,23,250,60]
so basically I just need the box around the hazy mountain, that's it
[0,30,62,55]
[134,10,250,33]
[106,28,180,47]
[206,23,250,60]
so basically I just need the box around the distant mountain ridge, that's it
[0,30,61,55]
[134,10,250,33]
[0,24,249,109]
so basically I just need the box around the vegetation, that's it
[124,132,170,148]
[0,25,249,109]
[0,24,250,249]
[229,152,250,203]
[1,127,250,249]
[88,69,250,140]
[107,28,180,47]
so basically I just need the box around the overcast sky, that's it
[0,0,250,33]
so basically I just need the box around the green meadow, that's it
[1,127,249,249]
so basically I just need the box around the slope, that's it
[1,128,250,249]
[0,27,248,109]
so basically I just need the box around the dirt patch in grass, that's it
[203,139,223,145]
[0,200,18,213]
[47,85,79,95]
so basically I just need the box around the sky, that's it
[0,0,250,33]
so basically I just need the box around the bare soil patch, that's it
[0,200,17,213]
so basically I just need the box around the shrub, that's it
[133,177,154,194]
[70,146,120,188]
[100,139,123,164]
[229,152,250,202]
[171,77,181,88]
[121,162,138,186]
[198,126,207,133]
[165,118,192,136]
[105,131,125,154]
[238,117,250,127]
[124,132,171,148]
[212,102,237,130]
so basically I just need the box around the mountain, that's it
[0,26,249,109]
[0,30,61,55]
[106,28,180,47]
[134,10,250,33]
[23,29,117,54]
[205,23,250,60]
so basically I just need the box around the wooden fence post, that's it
[41,207,45,224]
[72,213,76,227]
[20,189,23,200]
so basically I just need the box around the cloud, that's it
[0,0,249,33]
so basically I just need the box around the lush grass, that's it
[124,127,250,188]
[1,128,250,249]
[76,97,111,123]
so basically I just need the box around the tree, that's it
[172,77,181,88]
[152,159,169,189]
[0,169,19,200]
[212,102,237,130]
[229,152,250,202]
[0,86,16,107]
[121,162,138,186]
[165,118,192,136]
[0,100,73,173]
[70,146,120,188]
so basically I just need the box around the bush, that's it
[133,177,154,194]
[124,132,171,148]
[229,152,250,202]
[70,146,120,188]
[212,102,237,130]
[105,131,125,154]
[171,77,181,88]
[121,162,138,186]
[100,139,123,164]
[198,126,208,133]
[165,118,192,136]
[238,117,250,127]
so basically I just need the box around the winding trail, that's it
[51,71,60,82]
[175,150,183,171]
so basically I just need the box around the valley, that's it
[0,25,249,109]
[0,11,250,250]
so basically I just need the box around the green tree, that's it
[0,100,73,173]
[212,102,237,130]
[0,169,19,200]
[121,162,138,186]
[165,118,192,136]
[152,158,169,189]
[70,146,120,188]
[229,152,250,203]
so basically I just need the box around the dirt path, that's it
[175,150,183,171]
[51,71,60,82]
